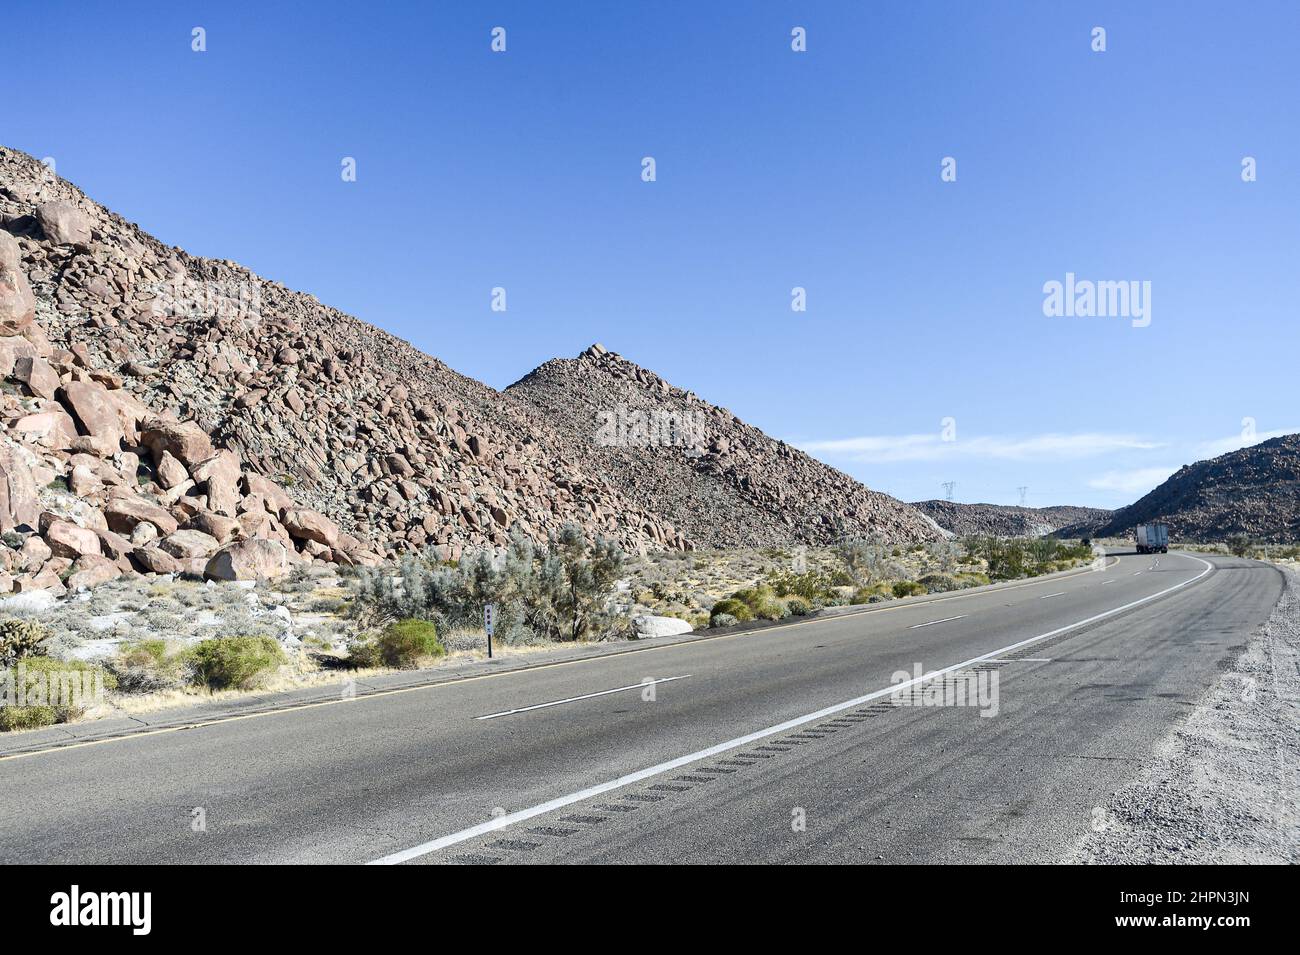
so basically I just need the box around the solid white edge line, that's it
[473,676,691,721]
[366,553,1214,865]
[907,614,967,630]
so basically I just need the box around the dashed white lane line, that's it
[908,614,968,630]
[1039,592,1067,599]
[367,554,1213,865]
[1100,579,1116,585]
[473,676,691,721]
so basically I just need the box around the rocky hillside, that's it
[1093,435,1300,543]
[508,345,940,547]
[0,144,934,591]
[911,500,1112,539]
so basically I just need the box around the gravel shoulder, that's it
[1069,562,1299,864]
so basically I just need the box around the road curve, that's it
[0,551,1281,864]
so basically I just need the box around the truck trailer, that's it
[1135,523,1169,554]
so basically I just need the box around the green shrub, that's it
[350,618,444,669]
[710,613,739,629]
[709,598,753,622]
[767,571,837,602]
[783,595,812,616]
[0,618,51,667]
[0,705,57,731]
[111,639,191,693]
[188,635,286,690]
[917,573,959,594]
[732,585,788,621]
[892,581,927,598]
[850,582,890,604]
[0,656,116,729]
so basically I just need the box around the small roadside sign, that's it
[484,603,496,658]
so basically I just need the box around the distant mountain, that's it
[1093,435,1300,543]
[910,500,1112,539]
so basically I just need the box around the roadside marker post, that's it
[484,603,496,658]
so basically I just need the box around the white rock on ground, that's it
[633,614,693,638]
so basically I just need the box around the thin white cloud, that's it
[1086,466,1179,496]
[797,432,1163,464]
[1193,427,1295,460]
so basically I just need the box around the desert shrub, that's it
[709,598,753,622]
[109,639,192,693]
[308,596,348,614]
[0,704,58,732]
[917,573,959,594]
[955,571,990,588]
[187,635,286,691]
[0,618,52,667]
[732,585,788,620]
[767,571,837,603]
[850,582,891,604]
[710,613,739,629]
[0,656,116,729]
[892,581,927,598]
[784,595,812,616]
[349,618,444,669]
[353,525,626,643]
[1227,534,1251,557]
[835,536,886,585]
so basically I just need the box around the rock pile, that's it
[0,229,378,593]
[0,144,938,581]
[507,345,941,546]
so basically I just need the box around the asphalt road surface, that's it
[0,551,1282,864]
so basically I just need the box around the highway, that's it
[0,551,1282,864]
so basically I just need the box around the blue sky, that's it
[5,1,1297,508]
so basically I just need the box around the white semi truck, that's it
[1135,523,1169,554]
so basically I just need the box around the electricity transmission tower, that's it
[942,481,956,502]
[1017,486,1029,507]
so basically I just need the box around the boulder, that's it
[43,519,102,559]
[632,614,695,638]
[242,472,294,515]
[59,379,124,446]
[131,545,180,575]
[66,553,121,590]
[9,410,77,450]
[35,200,93,250]
[0,334,39,378]
[186,510,240,543]
[13,354,60,399]
[155,451,188,489]
[0,443,39,532]
[158,529,220,559]
[204,539,289,581]
[282,507,339,547]
[140,419,214,469]
[190,450,241,516]
[0,231,37,335]
[105,495,179,536]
